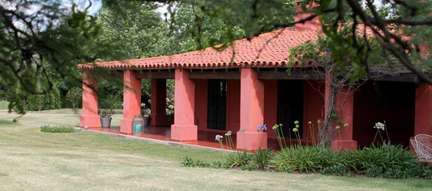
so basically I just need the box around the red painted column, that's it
[151,79,168,127]
[120,70,141,134]
[415,84,432,135]
[325,73,357,150]
[237,68,267,151]
[171,69,197,141]
[80,70,101,128]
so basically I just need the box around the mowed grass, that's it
[0,101,8,110]
[0,110,431,191]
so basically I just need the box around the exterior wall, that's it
[195,79,240,142]
[264,80,278,138]
[264,80,324,148]
[151,79,169,127]
[303,80,325,145]
[415,84,432,135]
[80,70,101,128]
[171,69,197,141]
[325,73,357,150]
[195,79,208,130]
[120,70,142,134]
[354,82,415,147]
[226,80,240,132]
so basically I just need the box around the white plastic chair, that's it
[411,134,432,161]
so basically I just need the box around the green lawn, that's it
[0,110,431,191]
[0,101,8,110]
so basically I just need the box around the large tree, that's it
[0,0,101,113]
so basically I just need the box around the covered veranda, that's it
[79,26,432,151]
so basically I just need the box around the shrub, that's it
[182,145,432,179]
[224,152,253,169]
[321,163,352,176]
[321,150,356,176]
[40,125,75,133]
[271,146,336,173]
[251,149,273,170]
[182,156,194,167]
[182,156,211,168]
[354,144,431,178]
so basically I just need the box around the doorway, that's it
[207,80,227,130]
[277,80,304,138]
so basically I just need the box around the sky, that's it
[61,0,102,15]
[65,0,169,18]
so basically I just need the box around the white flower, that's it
[215,135,223,142]
[292,128,299,132]
[373,122,385,130]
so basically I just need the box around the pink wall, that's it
[194,79,208,130]
[325,73,357,150]
[303,80,325,144]
[263,80,324,146]
[415,84,432,135]
[151,79,169,127]
[226,80,240,132]
[264,80,278,138]
[194,79,239,132]
[354,82,415,147]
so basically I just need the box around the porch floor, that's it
[85,126,237,151]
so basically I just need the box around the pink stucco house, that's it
[79,7,432,151]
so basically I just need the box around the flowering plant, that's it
[215,134,224,148]
[292,120,301,145]
[257,124,267,132]
[272,123,286,149]
[373,122,385,130]
[372,121,390,145]
[215,134,224,142]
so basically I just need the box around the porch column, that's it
[151,79,168,127]
[120,70,141,134]
[237,68,267,151]
[171,69,197,141]
[325,73,357,150]
[415,84,432,135]
[80,70,101,128]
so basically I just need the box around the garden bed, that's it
[183,144,432,179]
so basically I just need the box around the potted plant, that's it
[100,110,112,128]
[99,92,118,129]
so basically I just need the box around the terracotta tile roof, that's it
[79,26,320,70]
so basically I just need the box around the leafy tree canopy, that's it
[1,0,431,115]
